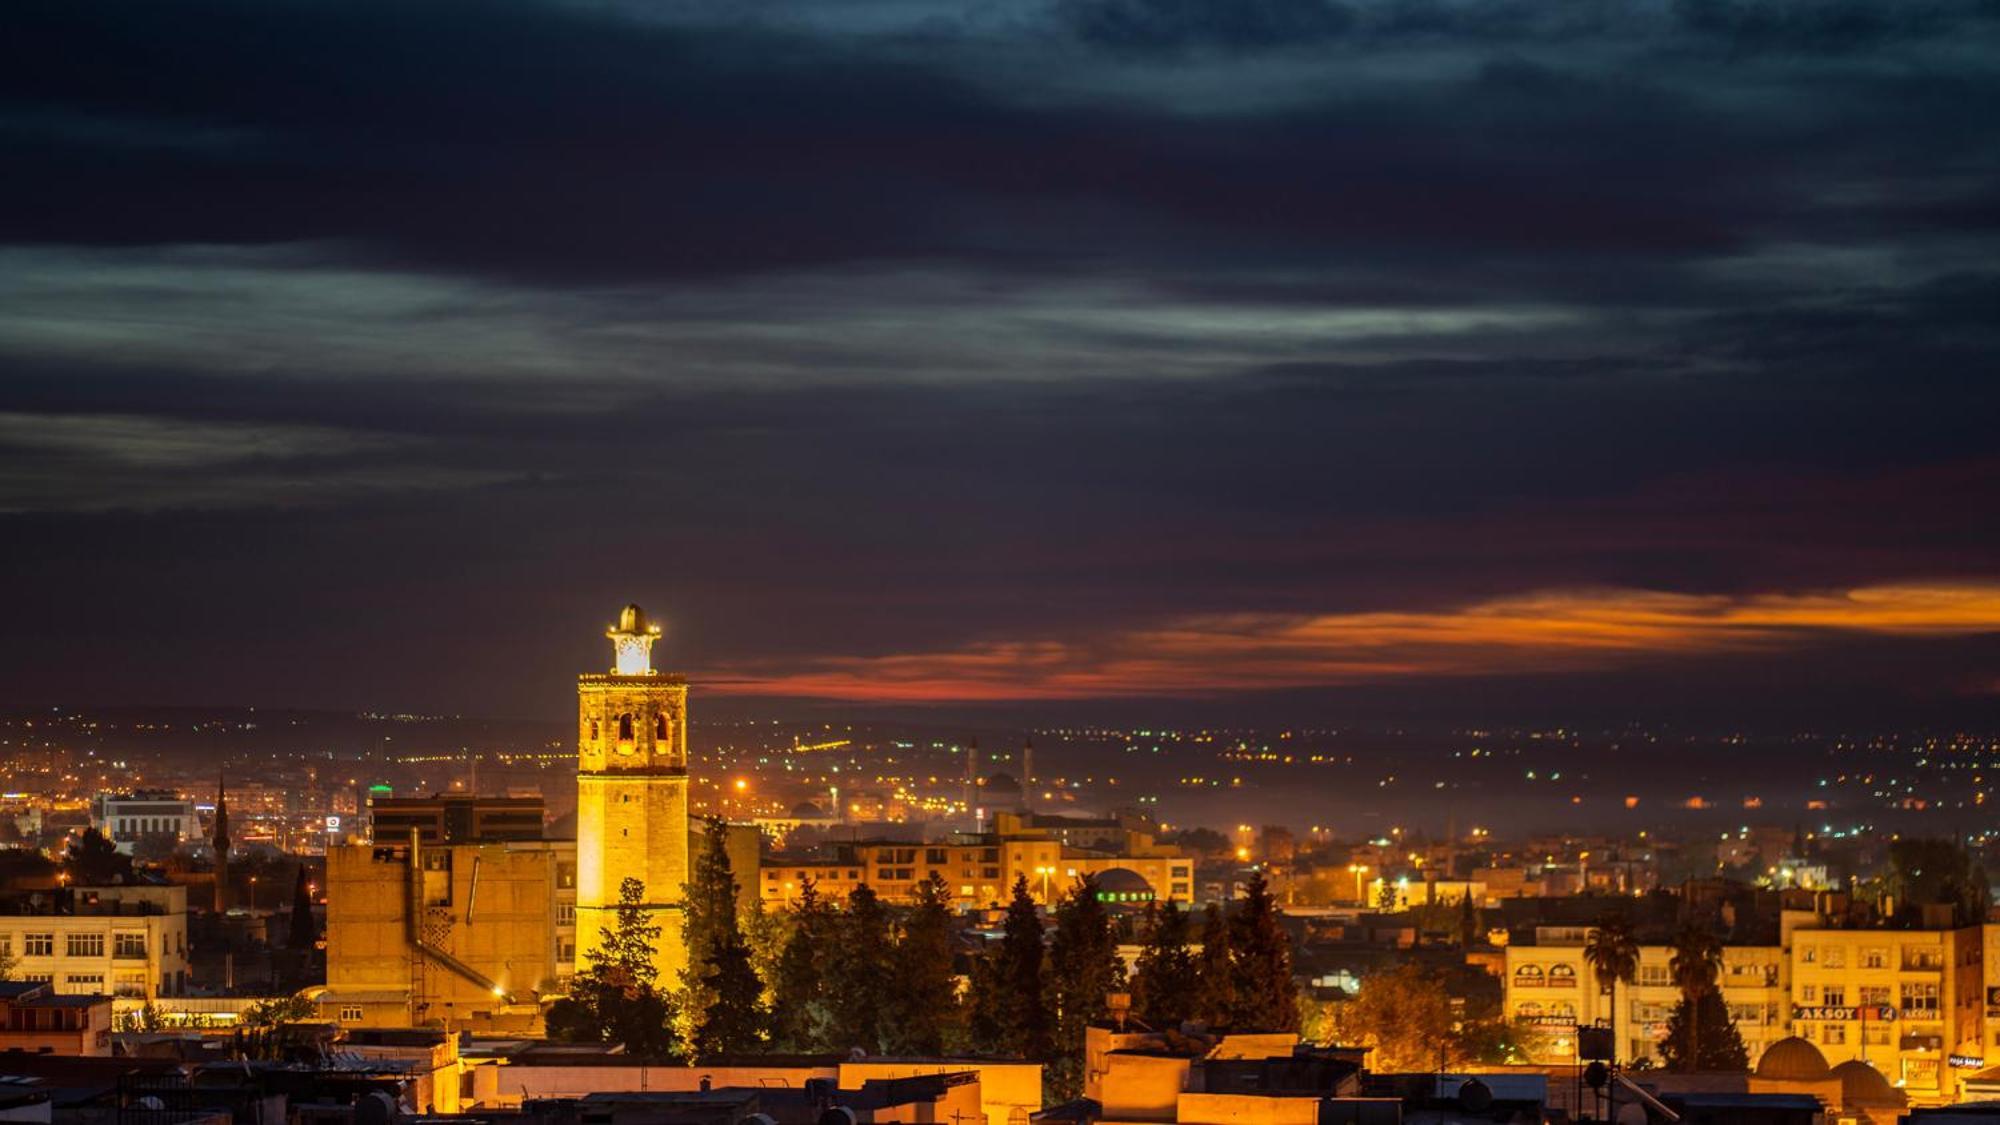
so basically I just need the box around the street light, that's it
[1349,864,1369,903]
[1034,865,1055,902]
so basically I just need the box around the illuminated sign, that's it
[1791,1005,1896,1022]
[1950,1054,1985,1070]
[325,816,341,831]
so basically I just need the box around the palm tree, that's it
[1668,920,1723,1072]
[1584,913,1639,1057]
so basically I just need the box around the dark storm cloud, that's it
[1,0,1998,715]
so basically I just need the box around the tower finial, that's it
[607,603,662,675]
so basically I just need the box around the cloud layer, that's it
[1,0,1997,717]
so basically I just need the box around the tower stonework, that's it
[574,604,689,985]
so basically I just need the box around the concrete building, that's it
[1787,921,1982,1104]
[762,816,1192,910]
[0,884,189,1001]
[320,836,574,1034]
[90,792,197,855]
[1504,927,1788,1068]
[0,981,113,1056]
[368,794,545,845]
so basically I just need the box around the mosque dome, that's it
[1755,1036,1832,1081]
[1830,1060,1905,1107]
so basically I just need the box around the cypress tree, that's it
[1130,899,1198,1030]
[891,873,962,1055]
[1662,989,1749,1071]
[769,877,833,1051]
[1047,875,1125,1099]
[826,884,897,1054]
[547,877,679,1059]
[1193,901,1237,1027]
[682,823,763,1055]
[1228,870,1298,1031]
[974,876,1049,1058]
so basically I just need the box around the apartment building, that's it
[1788,924,1983,1104]
[0,884,189,1002]
[1503,918,1986,1105]
[1505,931,1787,1067]
[761,834,1193,910]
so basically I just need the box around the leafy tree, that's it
[1228,871,1298,1031]
[63,828,131,885]
[547,877,679,1059]
[1130,900,1198,1030]
[825,884,897,1053]
[768,877,832,1051]
[1163,827,1230,857]
[891,873,962,1055]
[288,867,317,949]
[742,897,792,1007]
[681,827,764,1057]
[1666,920,1728,1073]
[240,993,318,1028]
[1047,875,1125,1099]
[1885,839,1990,927]
[970,876,1048,1058]
[1661,988,1748,1071]
[1193,902,1237,1027]
[119,1002,169,1032]
[1332,962,1456,1070]
[1376,880,1398,911]
[1584,912,1639,1057]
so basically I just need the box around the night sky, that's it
[4,0,1999,723]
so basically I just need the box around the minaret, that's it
[212,771,231,913]
[963,737,980,827]
[1020,736,1034,812]
[574,604,689,984]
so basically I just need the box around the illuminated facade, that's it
[1788,925,1983,1105]
[574,604,690,985]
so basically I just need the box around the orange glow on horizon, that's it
[703,581,2000,702]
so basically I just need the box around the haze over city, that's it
[3,3,2000,1124]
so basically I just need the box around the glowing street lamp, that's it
[1348,863,1369,903]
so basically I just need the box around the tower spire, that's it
[212,770,231,913]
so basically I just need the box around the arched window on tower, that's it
[618,714,634,741]
[589,720,600,741]
[654,713,666,739]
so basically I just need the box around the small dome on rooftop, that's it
[1830,1060,1904,1106]
[1756,1036,1831,1081]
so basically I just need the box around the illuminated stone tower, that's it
[574,604,689,984]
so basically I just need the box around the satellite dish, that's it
[1585,1062,1609,1090]
[1458,1079,1493,1112]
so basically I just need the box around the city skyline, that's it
[4,0,1999,723]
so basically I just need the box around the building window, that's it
[556,904,576,926]
[1901,982,1939,1016]
[1821,946,1845,968]
[654,714,666,738]
[1859,986,1890,1007]
[63,974,104,992]
[1802,946,1817,964]
[1823,1023,1847,1045]
[114,934,146,959]
[1862,947,1887,969]
[1822,986,1846,1007]
[618,714,634,741]
[1801,985,1818,1003]
[340,1006,365,1022]
[23,934,53,957]
[66,933,105,958]
[1903,946,1944,971]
